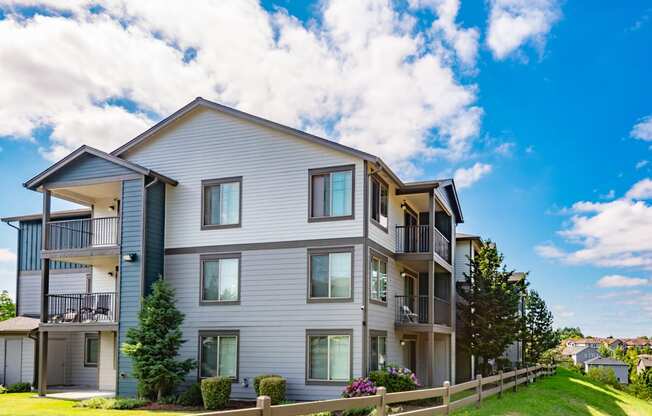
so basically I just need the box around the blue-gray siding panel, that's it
[144,181,165,295]
[44,153,135,185]
[19,220,86,271]
[117,178,144,396]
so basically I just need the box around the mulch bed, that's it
[138,400,257,412]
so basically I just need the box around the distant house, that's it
[562,345,599,366]
[625,338,652,349]
[566,338,603,349]
[585,357,629,384]
[636,354,652,376]
[604,338,626,350]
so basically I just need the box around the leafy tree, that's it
[598,343,612,358]
[0,291,16,321]
[121,278,196,401]
[524,290,556,364]
[613,345,626,362]
[554,327,583,344]
[458,240,524,376]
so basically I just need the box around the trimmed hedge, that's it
[368,367,418,393]
[254,374,281,396]
[259,377,286,405]
[177,382,204,407]
[75,397,148,409]
[201,377,232,410]
[6,382,31,393]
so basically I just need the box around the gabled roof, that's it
[638,355,652,368]
[585,357,627,366]
[109,97,464,223]
[24,145,178,190]
[2,208,91,223]
[563,345,596,356]
[0,316,39,333]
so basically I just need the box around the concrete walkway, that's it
[42,389,115,401]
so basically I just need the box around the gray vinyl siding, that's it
[18,219,86,271]
[454,241,471,283]
[164,245,364,401]
[144,180,165,295]
[117,178,144,397]
[17,270,89,316]
[66,333,98,387]
[0,336,35,386]
[122,107,364,248]
[367,170,405,253]
[0,338,4,384]
[43,153,134,185]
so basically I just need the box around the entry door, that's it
[4,339,22,385]
[47,339,66,386]
[403,340,417,373]
[404,211,418,252]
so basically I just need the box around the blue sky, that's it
[0,1,651,337]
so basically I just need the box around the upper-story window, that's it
[201,177,242,229]
[308,248,353,302]
[370,176,388,229]
[200,254,240,304]
[370,253,388,304]
[309,165,354,221]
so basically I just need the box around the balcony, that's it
[43,217,120,261]
[395,295,451,328]
[45,292,117,325]
[395,225,451,262]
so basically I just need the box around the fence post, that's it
[525,366,529,385]
[476,374,483,408]
[376,386,386,416]
[257,395,271,416]
[443,381,450,415]
[513,367,518,392]
[499,371,503,398]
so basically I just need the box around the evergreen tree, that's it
[121,278,196,401]
[458,240,524,376]
[598,343,612,358]
[0,291,16,321]
[524,290,556,364]
[554,327,583,344]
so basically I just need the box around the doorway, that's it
[47,339,66,386]
[402,339,417,373]
[3,338,22,385]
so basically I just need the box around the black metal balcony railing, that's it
[46,217,119,251]
[395,225,451,262]
[46,292,116,324]
[395,295,451,326]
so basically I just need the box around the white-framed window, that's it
[201,255,240,303]
[199,332,239,379]
[309,249,353,300]
[307,332,351,382]
[370,255,388,303]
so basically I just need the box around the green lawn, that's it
[0,393,197,416]
[452,367,652,416]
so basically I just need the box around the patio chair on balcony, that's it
[92,293,112,322]
[400,305,419,323]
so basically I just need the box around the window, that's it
[370,176,388,229]
[199,331,239,379]
[309,248,353,301]
[309,166,354,221]
[84,334,99,367]
[307,331,351,383]
[370,254,388,303]
[202,177,242,229]
[200,255,240,303]
[369,332,387,372]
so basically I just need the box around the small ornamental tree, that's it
[121,278,196,401]
[0,291,16,321]
[524,290,556,364]
[598,343,612,358]
[554,327,583,345]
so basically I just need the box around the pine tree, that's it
[0,291,16,321]
[458,240,524,376]
[121,278,196,400]
[524,290,555,364]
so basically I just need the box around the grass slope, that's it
[452,367,652,416]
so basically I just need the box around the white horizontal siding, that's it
[21,337,35,385]
[164,245,364,401]
[18,271,88,316]
[367,171,405,253]
[99,331,116,391]
[454,241,471,283]
[67,332,98,388]
[123,108,364,248]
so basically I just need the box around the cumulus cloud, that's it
[631,115,652,141]
[0,248,16,263]
[0,0,483,174]
[537,178,652,269]
[486,0,561,60]
[453,162,492,189]
[596,275,649,288]
[636,160,649,170]
[552,304,574,320]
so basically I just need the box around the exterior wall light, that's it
[122,253,136,262]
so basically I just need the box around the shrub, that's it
[177,382,204,407]
[0,385,7,394]
[75,397,148,409]
[158,394,178,405]
[6,382,31,393]
[201,377,232,410]
[342,378,377,398]
[254,374,281,396]
[587,367,619,387]
[369,366,419,393]
[342,407,374,416]
[259,377,287,405]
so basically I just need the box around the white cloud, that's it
[636,160,649,170]
[537,178,652,269]
[599,189,615,200]
[0,248,16,263]
[631,115,652,141]
[552,304,575,320]
[453,162,492,189]
[0,0,484,173]
[486,0,561,60]
[596,275,649,288]
[495,141,515,156]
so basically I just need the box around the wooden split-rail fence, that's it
[196,364,557,416]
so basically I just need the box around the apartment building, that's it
[1,97,462,401]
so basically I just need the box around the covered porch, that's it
[398,331,452,387]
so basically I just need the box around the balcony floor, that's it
[41,245,120,263]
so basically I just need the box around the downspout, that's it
[28,329,39,387]
[362,161,371,377]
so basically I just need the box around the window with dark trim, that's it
[369,332,387,371]
[370,176,388,230]
[370,255,388,303]
[201,177,242,229]
[309,165,354,221]
[306,330,352,384]
[308,247,353,302]
[84,334,99,367]
[199,330,239,380]
[200,254,240,304]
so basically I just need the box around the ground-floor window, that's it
[369,331,387,371]
[199,331,239,380]
[306,330,351,383]
[84,334,99,367]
